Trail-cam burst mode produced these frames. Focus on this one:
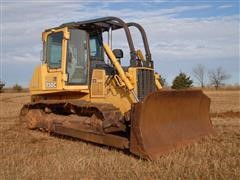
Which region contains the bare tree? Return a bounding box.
[208,66,230,90]
[0,80,5,93]
[193,64,206,88]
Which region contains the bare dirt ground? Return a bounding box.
[0,90,239,179]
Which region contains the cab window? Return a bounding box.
[46,32,63,68]
[90,35,104,61]
[67,29,88,84]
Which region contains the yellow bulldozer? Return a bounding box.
[20,17,214,160]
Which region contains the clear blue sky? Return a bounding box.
[1,0,239,87]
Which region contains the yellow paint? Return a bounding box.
[30,28,158,115]
[127,67,137,93]
[30,65,42,91]
[91,69,106,98]
[154,73,162,90]
[31,27,89,94]
[136,49,145,61]
[91,75,135,113]
[103,44,134,91]
[113,75,125,87]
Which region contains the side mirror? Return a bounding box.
[113,49,123,59]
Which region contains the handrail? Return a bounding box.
[127,22,151,61]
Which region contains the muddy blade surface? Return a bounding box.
[130,90,215,160]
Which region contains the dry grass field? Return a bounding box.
[0,90,239,179]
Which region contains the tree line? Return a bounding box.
[160,65,231,90]
[0,65,232,92]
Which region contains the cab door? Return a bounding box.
[42,27,69,91]
[63,29,89,91]
[42,28,89,92]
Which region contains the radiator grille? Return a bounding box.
[137,69,155,101]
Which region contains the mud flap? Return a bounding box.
[130,90,215,160]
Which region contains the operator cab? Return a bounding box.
[44,28,107,86]
[42,17,153,91]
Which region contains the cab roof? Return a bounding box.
[45,16,125,32]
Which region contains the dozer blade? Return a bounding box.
[130,90,215,160]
